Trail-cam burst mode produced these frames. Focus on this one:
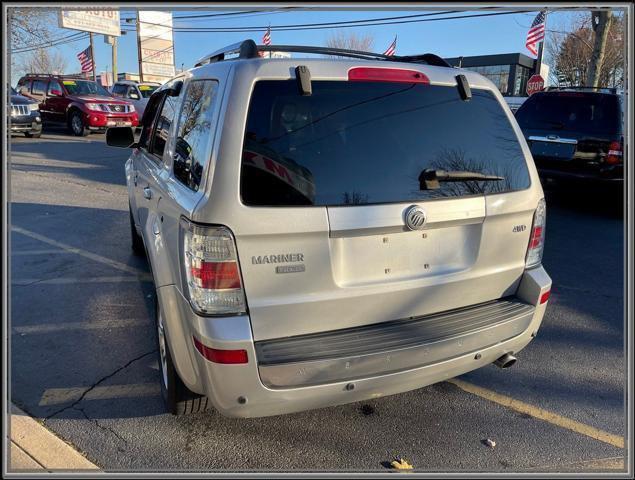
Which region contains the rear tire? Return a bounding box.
[155,296,209,415]
[129,205,145,256]
[68,110,89,136]
[25,131,41,138]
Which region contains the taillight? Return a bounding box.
[539,290,551,304]
[181,219,246,315]
[606,140,623,165]
[348,67,430,84]
[526,198,546,268]
[192,336,248,364]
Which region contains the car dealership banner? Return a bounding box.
[138,11,176,84]
[59,9,121,36]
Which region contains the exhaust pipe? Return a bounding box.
[493,353,517,369]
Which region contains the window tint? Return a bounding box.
[111,84,127,96]
[18,79,31,95]
[515,92,621,135]
[31,80,47,95]
[241,81,530,207]
[62,80,110,96]
[139,84,159,98]
[150,95,179,159]
[48,80,62,95]
[137,93,164,150]
[173,80,219,191]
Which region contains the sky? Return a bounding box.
[11,7,590,84]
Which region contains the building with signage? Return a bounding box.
[444,53,549,97]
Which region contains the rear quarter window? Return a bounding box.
[515,92,621,135]
[241,80,531,206]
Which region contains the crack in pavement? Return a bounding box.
[74,406,129,445]
[43,349,157,421]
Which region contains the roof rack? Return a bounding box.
[24,73,90,79]
[545,86,617,94]
[194,39,451,68]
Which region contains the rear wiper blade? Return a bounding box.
[418,169,504,190]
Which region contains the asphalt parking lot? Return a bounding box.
[9,128,627,472]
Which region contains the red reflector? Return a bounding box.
[528,226,543,249]
[190,261,241,289]
[539,290,551,304]
[348,67,430,84]
[192,336,248,364]
[606,141,623,165]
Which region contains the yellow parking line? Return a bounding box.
[448,378,624,449]
[11,226,144,275]
[39,383,161,406]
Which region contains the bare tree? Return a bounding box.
[545,12,623,88]
[8,7,57,50]
[14,48,68,77]
[326,32,374,53]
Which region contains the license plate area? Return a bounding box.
[530,141,576,160]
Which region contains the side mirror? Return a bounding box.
[50,89,63,97]
[129,92,140,100]
[106,127,136,148]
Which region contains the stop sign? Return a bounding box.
[526,74,545,96]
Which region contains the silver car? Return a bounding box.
[111,80,161,118]
[106,40,551,418]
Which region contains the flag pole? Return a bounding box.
[89,32,96,81]
[535,10,547,75]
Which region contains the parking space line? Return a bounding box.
[11,226,145,275]
[14,318,152,334]
[448,379,624,449]
[12,275,153,286]
[39,383,161,406]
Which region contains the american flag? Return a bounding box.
[76,45,94,73]
[383,36,397,56]
[262,26,271,46]
[525,11,546,56]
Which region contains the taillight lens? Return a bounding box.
[348,67,430,84]
[606,140,623,165]
[181,219,246,315]
[192,336,248,364]
[526,198,546,268]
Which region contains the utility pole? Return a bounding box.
[587,10,612,88]
[535,10,548,76]
[112,36,118,83]
[89,32,96,81]
[136,13,143,82]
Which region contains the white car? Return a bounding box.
[111,80,160,118]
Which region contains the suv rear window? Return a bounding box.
[515,92,621,135]
[241,80,530,207]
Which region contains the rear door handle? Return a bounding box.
[143,187,152,200]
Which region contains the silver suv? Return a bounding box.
[111,80,161,118]
[106,40,552,418]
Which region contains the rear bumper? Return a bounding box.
[537,167,623,184]
[157,266,551,418]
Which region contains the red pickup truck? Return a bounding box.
[17,74,139,136]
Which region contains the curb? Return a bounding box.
[9,404,100,471]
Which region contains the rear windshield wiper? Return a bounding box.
[419,169,504,190]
